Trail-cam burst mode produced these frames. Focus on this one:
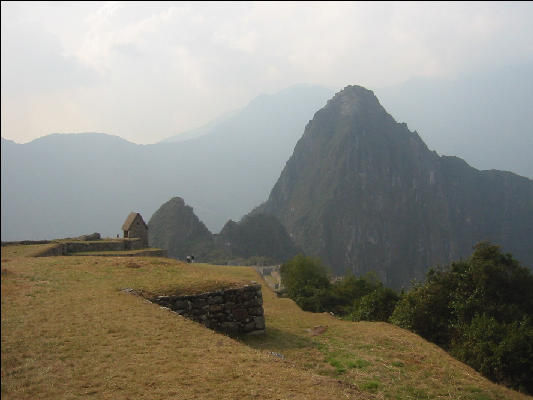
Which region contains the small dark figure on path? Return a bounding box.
[186,256,191,263]
[191,255,195,263]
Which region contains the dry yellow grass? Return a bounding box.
[1,244,530,399]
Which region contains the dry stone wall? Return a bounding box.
[34,238,143,256]
[150,284,265,335]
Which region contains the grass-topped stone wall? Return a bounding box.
[146,284,265,335]
[33,238,145,256]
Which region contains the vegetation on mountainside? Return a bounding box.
[391,242,533,394]
[280,243,533,394]
[280,254,399,321]
[2,243,529,399]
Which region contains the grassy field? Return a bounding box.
[1,244,530,400]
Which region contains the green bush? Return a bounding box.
[329,273,382,314]
[280,255,331,312]
[452,315,533,393]
[280,255,399,317]
[390,242,533,393]
[389,277,454,346]
[350,286,399,322]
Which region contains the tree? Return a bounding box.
[280,255,331,312]
[329,272,382,315]
[390,242,533,393]
[350,286,399,322]
[389,277,453,346]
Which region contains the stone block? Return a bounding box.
[248,307,264,316]
[192,298,207,308]
[209,304,223,312]
[233,308,248,322]
[208,295,223,305]
[254,316,265,330]
[221,322,239,334]
[244,321,256,332]
[175,300,187,309]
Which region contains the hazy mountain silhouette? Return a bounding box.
[147,196,299,264]
[1,85,334,240]
[376,62,533,179]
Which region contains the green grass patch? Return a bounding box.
[361,379,381,392]
[391,360,404,367]
[325,352,371,375]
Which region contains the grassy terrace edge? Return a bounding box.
[1,243,531,400]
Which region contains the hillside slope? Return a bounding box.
[257,85,533,288]
[1,244,530,399]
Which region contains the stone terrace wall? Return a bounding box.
[83,249,168,257]
[150,284,265,335]
[64,239,143,253]
[34,239,143,257]
[1,240,52,246]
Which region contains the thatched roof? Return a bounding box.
[122,212,147,231]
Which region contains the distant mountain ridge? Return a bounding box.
[3,71,532,250]
[375,62,533,179]
[256,85,533,289]
[1,85,335,241]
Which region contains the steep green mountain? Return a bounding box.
[148,197,299,264]
[257,85,533,289]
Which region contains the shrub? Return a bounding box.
[390,242,533,393]
[329,272,382,314]
[389,277,454,347]
[280,255,331,311]
[350,286,399,322]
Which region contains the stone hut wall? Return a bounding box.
[150,284,265,335]
[125,215,148,248]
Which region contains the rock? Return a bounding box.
[307,325,328,336]
[232,308,249,322]
[208,295,223,305]
[78,232,101,241]
[254,316,266,330]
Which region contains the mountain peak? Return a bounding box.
[325,85,381,115]
[260,85,533,289]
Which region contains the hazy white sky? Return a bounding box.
[2,1,533,144]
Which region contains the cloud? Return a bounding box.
[1,2,533,144]
[1,22,100,95]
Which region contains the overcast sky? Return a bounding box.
[2,1,533,144]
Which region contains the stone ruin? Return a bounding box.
[147,284,265,335]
